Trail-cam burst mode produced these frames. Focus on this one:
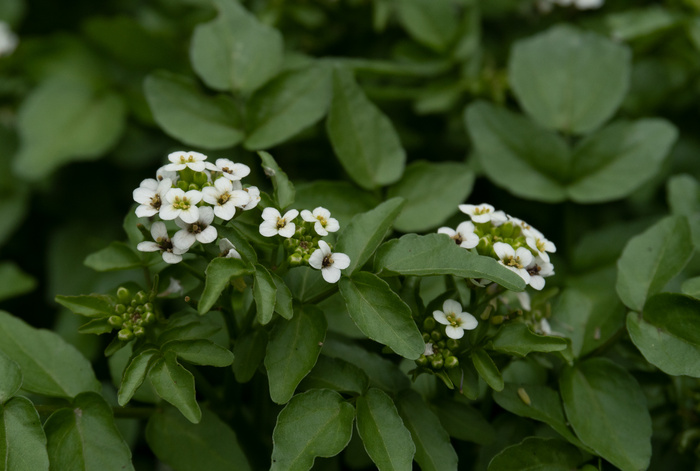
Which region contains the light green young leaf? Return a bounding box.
[198,257,255,314]
[508,25,630,134]
[0,262,36,302]
[84,241,142,272]
[244,64,332,150]
[271,389,355,471]
[118,349,159,406]
[44,392,134,471]
[254,264,277,325]
[396,390,457,471]
[190,0,283,94]
[258,151,295,209]
[0,396,49,471]
[55,294,114,318]
[472,349,504,391]
[0,310,100,398]
[326,67,405,190]
[149,351,201,424]
[356,388,415,471]
[488,437,587,471]
[298,355,369,395]
[616,215,693,311]
[232,328,268,383]
[146,406,251,471]
[144,70,243,149]
[682,277,700,300]
[431,399,495,445]
[162,339,234,367]
[265,305,327,404]
[395,0,458,52]
[0,350,21,403]
[667,174,700,217]
[490,323,568,357]
[560,358,652,471]
[339,272,424,360]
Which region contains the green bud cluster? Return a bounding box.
[473,221,533,260]
[110,287,157,341]
[285,224,322,267]
[415,317,460,370]
[175,167,213,192]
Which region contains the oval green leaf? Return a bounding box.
[1,396,49,471]
[149,351,201,424]
[488,437,587,471]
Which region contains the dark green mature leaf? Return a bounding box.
[233,328,268,383]
[336,198,404,275]
[396,390,457,471]
[217,225,258,264]
[245,64,332,150]
[146,406,251,471]
[387,161,475,232]
[606,6,679,41]
[13,78,125,180]
[356,388,415,470]
[667,174,700,217]
[162,339,234,367]
[682,277,700,300]
[465,101,569,203]
[271,271,294,320]
[431,399,495,445]
[253,264,277,325]
[374,233,525,291]
[560,358,652,471]
[491,323,567,357]
[0,262,36,302]
[259,151,295,209]
[508,25,630,134]
[0,350,21,403]
[339,272,424,359]
[118,349,159,406]
[144,71,243,149]
[488,437,587,471]
[198,257,255,314]
[642,293,700,347]
[293,181,380,227]
[472,349,504,391]
[84,241,142,272]
[326,67,405,190]
[0,186,29,248]
[54,294,113,318]
[616,215,693,311]
[568,119,678,202]
[265,306,327,404]
[271,390,354,471]
[44,393,134,471]
[284,266,334,303]
[0,310,100,398]
[298,355,368,395]
[190,0,283,94]
[149,351,201,423]
[396,0,458,52]
[0,396,49,470]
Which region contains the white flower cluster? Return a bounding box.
[134,151,260,264]
[433,299,478,340]
[537,0,603,11]
[438,203,555,290]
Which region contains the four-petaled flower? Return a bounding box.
[242,186,261,210]
[459,203,507,225]
[438,221,479,249]
[308,240,350,283]
[133,178,172,218]
[433,299,478,339]
[160,188,202,224]
[219,238,241,259]
[526,256,554,290]
[301,207,339,236]
[524,227,556,263]
[137,222,187,264]
[493,242,533,283]
[259,208,299,238]
[214,158,251,181]
[202,177,250,220]
[162,151,209,172]
[172,206,218,250]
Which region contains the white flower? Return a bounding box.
[219,238,241,259]
[424,342,434,356]
[432,299,478,339]
[137,222,187,264]
[308,240,351,283]
[301,207,340,236]
[172,206,217,250]
[493,242,533,284]
[156,166,179,182]
[0,22,18,57]
[438,221,479,249]
[213,158,251,181]
[259,208,299,238]
[202,178,250,220]
[160,188,202,224]
[242,186,261,210]
[459,203,507,225]
[525,228,556,263]
[537,318,552,335]
[526,257,555,291]
[157,277,184,297]
[133,178,172,218]
[162,151,209,172]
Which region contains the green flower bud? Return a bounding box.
[135,291,148,304]
[437,340,446,349]
[188,183,199,191]
[177,180,189,191]
[302,253,310,263]
[283,238,296,250]
[441,349,451,359]
[108,316,123,328]
[446,339,459,350]
[193,171,208,186]
[127,306,135,314]
[122,320,134,330]
[143,303,153,312]
[416,355,428,366]
[133,325,146,337]
[491,315,505,325]
[431,357,444,369]
[143,312,155,325]
[423,317,436,331]
[117,287,131,302]
[289,253,303,266]
[118,329,134,341]
[445,356,459,369]
[114,304,126,315]
[499,222,516,238]
[422,332,431,343]
[430,330,443,342]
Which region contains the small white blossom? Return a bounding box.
[459,203,507,224]
[424,342,434,356]
[493,242,533,284]
[137,222,186,264]
[213,158,251,181]
[162,151,208,172]
[0,22,18,57]
[160,188,202,224]
[259,208,299,238]
[202,177,250,220]
[433,299,478,339]
[301,207,340,236]
[526,257,555,291]
[242,186,261,210]
[156,166,179,182]
[172,206,217,250]
[525,228,556,263]
[308,240,350,283]
[157,277,184,297]
[219,238,241,259]
[133,178,172,218]
[438,221,479,249]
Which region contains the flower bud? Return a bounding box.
[289,253,303,266]
[423,317,436,331]
[422,332,431,343]
[143,303,153,312]
[192,171,208,186]
[118,329,134,341]
[446,339,459,350]
[499,222,516,238]
[133,325,146,337]
[444,356,459,369]
[177,180,189,191]
[416,355,428,366]
[135,291,148,304]
[114,304,126,315]
[117,287,131,302]
[431,357,444,369]
[437,340,446,349]
[143,312,155,325]
[430,330,443,342]
[108,316,123,328]
[490,315,505,325]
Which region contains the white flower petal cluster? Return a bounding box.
[438,221,479,249]
[308,241,350,283]
[459,203,507,225]
[137,222,187,264]
[433,299,478,339]
[301,207,339,236]
[259,208,299,238]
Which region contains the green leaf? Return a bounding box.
[265,306,327,404]
[253,264,277,325]
[606,6,679,41]
[374,233,526,291]
[217,225,258,264]
[326,67,405,190]
[508,25,630,134]
[339,272,424,359]
[396,0,458,52]
[616,215,693,311]
[560,358,652,471]
[298,355,369,395]
[284,266,334,303]
[144,70,243,150]
[0,186,29,248]
[490,323,568,357]
[232,328,268,383]
[682,276,700,300]
[162,339,234,367]
[293,181,380,227]
[0,396,49,471]
[488,437,587,471]
[387,161,475,232]
[431,399,495,445]
[258,151,295,209]
[146,405,251,471]
[0,310,100,398]
[472,349,504,391]
[84,241,142,272]
[335,198,404,275]
[118,349,159,406]
[642,293,700,347]
[13,78,125,180]
[271,271,294,320]
[667,174,700,217]
[0,350,21,403]
[44,392,134,471]
[568,119,678,203]
[395,390,457,471]
[0,262,36,302]
[190,0,283,94]
[244,64,332,150]
[356,388,415,471]
[55,294,114,318]
[149,351,201,423]
[465,101,569,202]
[198,257,255,314]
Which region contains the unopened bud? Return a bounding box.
[431,330,443,342]
[108,316,123,328]
[445,356,459,369]
[446,339,459,350]
[118,329,134,341]
[133,325,146,337]
[143,312,155,325]
[490,315,505,325]
[114,304,126,315]
[431,357,444,369]
[117,287,130,302]
[289,253,303,266]
[423,317,436,331]
[416,355,428,366]
[422,332,431,342]
[135,291,148,304]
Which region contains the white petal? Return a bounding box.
[225,248,241,259]
[259,220,279,237]
[459,233,479,249]
[331,252,351,270]
[493,242,514,260]
[317,240,332,256]
[458,204,476,215]
[313,207,331,218]
[445,326,465,339]
[219,238,235,252]
[159,205,179,220]
[162,251,183,264]
[165,188,185,203]
[184,190,202,205]
[135,205,158,218]
[137,241,161,252]
[175,218,189,230]
[442,299,462,316]
[229,190,250,207]
[198,206,215,224]
[437,227,456,237]
[321,266,342,283]
[433,310,449,325]
[301,209,315,222]
[283,209,299,221]
[186,161,206,172]
[324,218,340,233]
[173,230,196,250]
[196,226,218,244]
[201,187,219,205]
[168,151,187,164]
[151,222,168,240]
[471,213,491,224]
[457,312,478,330]
[133,187,155,205]
[214,177,232,193]
[215,203,236,221]
[308,248,324,269]
[455,221,476,234]
[179,206,200,224]
[262,207,281,222]
[313,222,328,236]
[529,275,545,291]
[515,247,533,267]
[278,223,296,238]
